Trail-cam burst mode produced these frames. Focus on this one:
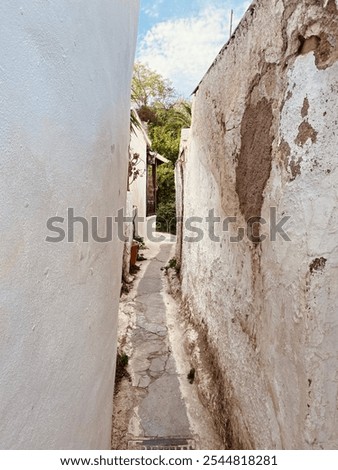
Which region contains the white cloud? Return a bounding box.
[137,3,250,97]
[142,0,164,19]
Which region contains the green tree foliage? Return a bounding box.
[156,200,177,234]
[157,163,176,202]
[149,102,191,163]
[132,62,175,109]
[156,163,176,234]
[131,63,192,233]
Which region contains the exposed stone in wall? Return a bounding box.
[295,121,318,147]
[301,97,310,118]
[178,0,338,449]
[236,97,274,222]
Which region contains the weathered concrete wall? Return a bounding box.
[0,0,139,449]
[180,0,338,449]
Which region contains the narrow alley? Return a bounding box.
[112,236,222,450]
[1,0,338,459]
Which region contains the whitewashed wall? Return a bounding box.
[175,129,189,267]
[180,0,338,449]
[129,125,149,239]
[0,0,139,449]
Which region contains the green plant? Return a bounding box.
[156,201,176,234]
[155,163,176,234]
[114,352,130,393]
[148,102,192,164]
[133,235,146,250]
[168,258,177,269]
[164,257,180,275]
[118,353,129,368]
[157,163,175,200]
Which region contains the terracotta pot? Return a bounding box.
[130,242,139,267]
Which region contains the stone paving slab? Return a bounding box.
[113,236,223,450]
[128,243,192,441]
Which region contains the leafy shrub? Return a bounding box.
[156,201,176,234]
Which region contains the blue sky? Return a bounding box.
[136,0,251,97]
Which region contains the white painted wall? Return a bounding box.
[0,0,139,449]
[179,0,338,449]
[129,124,149,239]
[175,129,189,266]
[122,192,135,284]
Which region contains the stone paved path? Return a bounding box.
[112,237,222,450]
[129,243,191,443]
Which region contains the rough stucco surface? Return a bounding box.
[179,0,338,449]
[0,0,139,449]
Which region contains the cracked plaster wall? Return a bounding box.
[180,0,338,449]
